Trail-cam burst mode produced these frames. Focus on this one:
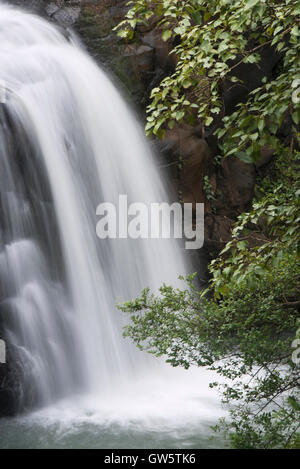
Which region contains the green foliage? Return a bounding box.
[116,0,300,162]
[208,147,300,298]
[203,175,216,201]
[119,149,300,448]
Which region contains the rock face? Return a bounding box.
[0,342,31,416]
[9,0,47,12]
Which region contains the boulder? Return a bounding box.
[164,124,210,205]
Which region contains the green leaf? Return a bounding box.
[205,116,214,126]
[244,0,260,10]
[292,110,300,125]
[162,30,172,42]
[235,152,254,163]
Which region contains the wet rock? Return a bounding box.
[164,124,210,205]
[223,46,281,114]
[45,2,60,17]
[213,157,256,219]
[204,213,234,255]
[122,44,154,74]
[0,336,21,417]
[8,0,47,13]
[142,28,175,71]
[53,7,81,26]
[256,145,275,169]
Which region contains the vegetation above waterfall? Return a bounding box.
[117,0,300,448]
[116,0,300,163]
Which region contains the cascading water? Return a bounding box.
[0,2,224,448]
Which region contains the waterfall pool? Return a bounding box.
[0,366,226,449]
[0,415,225,449]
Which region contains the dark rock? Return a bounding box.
[164,124,210,205]
[223,46,281,115]
[45,2,60,16]
[122,44,154,74]
[0,341,21,417]
[141,28,175,71]
[256,145,275,169]
[53,6,81,26]
[213,157,256,219]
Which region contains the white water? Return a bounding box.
[0,2,224,447]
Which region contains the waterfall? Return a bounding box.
[0,2,189,411]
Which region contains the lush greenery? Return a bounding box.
[120,150,300,448]
[116,0,300,162]
[117,0,300,448]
